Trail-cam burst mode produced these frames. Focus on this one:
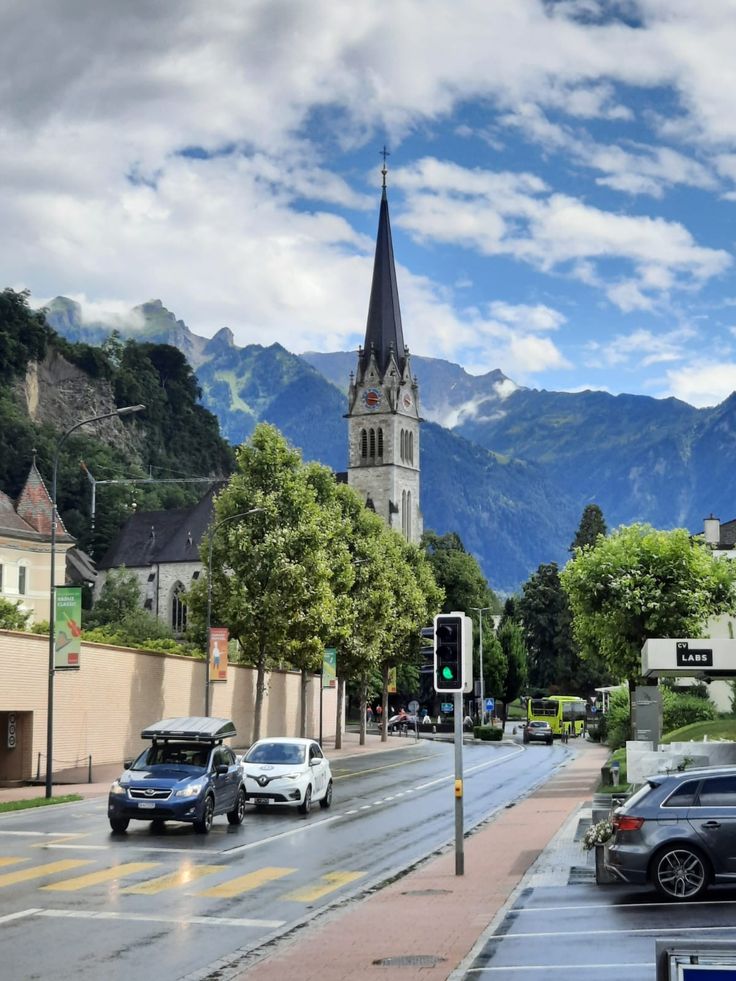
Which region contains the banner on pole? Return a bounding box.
[322,648,337,688]
[387,667,397,693]
[209,627,229,682]
[55,587,82,669]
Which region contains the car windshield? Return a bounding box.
[131,742,210,771]
[245,742,306,765]
[529,722,548,729]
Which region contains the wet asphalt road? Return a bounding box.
[458,872,736,978]
[0,738,570,981]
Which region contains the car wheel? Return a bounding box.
[298,785,312,815]
[227,787,246,825]
[319,780,333,810]
[109,818,129,833]
[653,845,710,901]
[193,795,215,834]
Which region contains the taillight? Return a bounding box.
[614,814,644,832]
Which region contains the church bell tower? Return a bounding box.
[347,159,422,544]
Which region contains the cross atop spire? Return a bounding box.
[380,145,390,189]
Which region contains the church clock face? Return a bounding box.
[362,388,382,410]
[402,392,413,410]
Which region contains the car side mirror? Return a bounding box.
[215,764,229,775]
[123,759,133,770]
[310,759,320,767]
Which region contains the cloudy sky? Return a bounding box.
[6,1,736,406]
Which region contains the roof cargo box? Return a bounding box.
[140,717,236,743]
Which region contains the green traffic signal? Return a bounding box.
[442,665,455,680]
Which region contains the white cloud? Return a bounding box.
[586,325,696,369]
[665,363,736,407]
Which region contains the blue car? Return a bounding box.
[107,717,246,834]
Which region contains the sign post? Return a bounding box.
[320,648,337,746]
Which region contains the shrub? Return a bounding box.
[662,687,716,732]
[0,597,31,631]
[474,725,502,741]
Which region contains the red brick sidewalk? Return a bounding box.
[231,742,608,981]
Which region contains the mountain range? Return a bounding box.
[43,296,736,594]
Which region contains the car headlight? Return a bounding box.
[174,781,206,798]
[109,780,127,796]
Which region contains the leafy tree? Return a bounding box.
[0,597,31,631]
[517,563,578,692]
[570,504,607,552]
[86,569,141,627]
[561,524,736,691]
[0,288,49,382]
[422,531,500,615]
[189,424,339,742]
[497,619,528,721]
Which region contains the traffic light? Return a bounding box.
[434,614,464,692]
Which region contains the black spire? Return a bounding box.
[361,161,406,378]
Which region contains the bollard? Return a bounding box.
[88,755,92,783]
[611,760,621,786]
[36,753,41,781]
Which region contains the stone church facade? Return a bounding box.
[346,168,423,544]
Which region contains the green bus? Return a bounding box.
[527,695,586,737]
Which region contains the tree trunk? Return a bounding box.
[253,655,267,743]
[359,678,367,746]
[299,669,309,738]
[334,675,344,750]
[381,664,389,743]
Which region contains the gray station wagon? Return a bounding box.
[606,765,736,900]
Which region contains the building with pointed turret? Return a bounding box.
[346,164,423,544]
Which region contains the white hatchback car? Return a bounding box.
[240,737,333,815]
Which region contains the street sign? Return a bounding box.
[441,702,454,713]
[408,700,419,713]
[485,697,495,712]
[590,705,597,714]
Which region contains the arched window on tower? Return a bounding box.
[400,430,404,462]
[409,431,414,465]
[401,489,406,536]
[407,490,412,540]
[369,428,376,458]
[171,582,187,634]
[361,429,368,459]
[377,428,383,457]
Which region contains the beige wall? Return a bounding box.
[0,630,339,786]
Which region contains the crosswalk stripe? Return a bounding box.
[41,862,159,892]
[122,865,226,895]
[0,860,92,888]
[197,866,296,898]
[0,857,25,869]
[281,870,365,902]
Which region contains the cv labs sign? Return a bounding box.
[641,638,736,678]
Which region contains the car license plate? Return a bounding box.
[253,797,271,805]
[137,801,156,809]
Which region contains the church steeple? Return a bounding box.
[360,160,406,379]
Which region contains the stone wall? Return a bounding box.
[0,630,339,785]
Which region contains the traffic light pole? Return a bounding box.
[454,690,464,876]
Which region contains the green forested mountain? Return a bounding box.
[0,290,234,559]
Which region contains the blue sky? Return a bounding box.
[5,1,736,406]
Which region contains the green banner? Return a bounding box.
[322,647,337,688]
[55,587,82,669]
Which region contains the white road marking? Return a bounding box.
[481,924,736,941]
[513,898,736,914]
[0,908,42,925]
[415,747,525,792]
[42,844,218,855]
[36,909,284,928]
[224,815,342,855]
[466,963,654,974]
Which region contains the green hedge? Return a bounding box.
[474,726,503,741]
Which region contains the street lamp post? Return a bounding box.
[46,404,145,799]
[470,606,493,724]
[204,508,263,717]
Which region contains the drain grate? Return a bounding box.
[400,888,452,896]
[373,955,447,968]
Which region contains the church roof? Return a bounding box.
[361,182,406,378]
[15,461,71,539]
[97,486,218,569]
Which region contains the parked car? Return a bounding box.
[240,737,332,815]
[387,713,418,733]
[107,717,246,834]
[523,721,553,745]
[606,765,736,900]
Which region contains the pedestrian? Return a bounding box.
[376,703,383,724]
[366,704,373,726]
